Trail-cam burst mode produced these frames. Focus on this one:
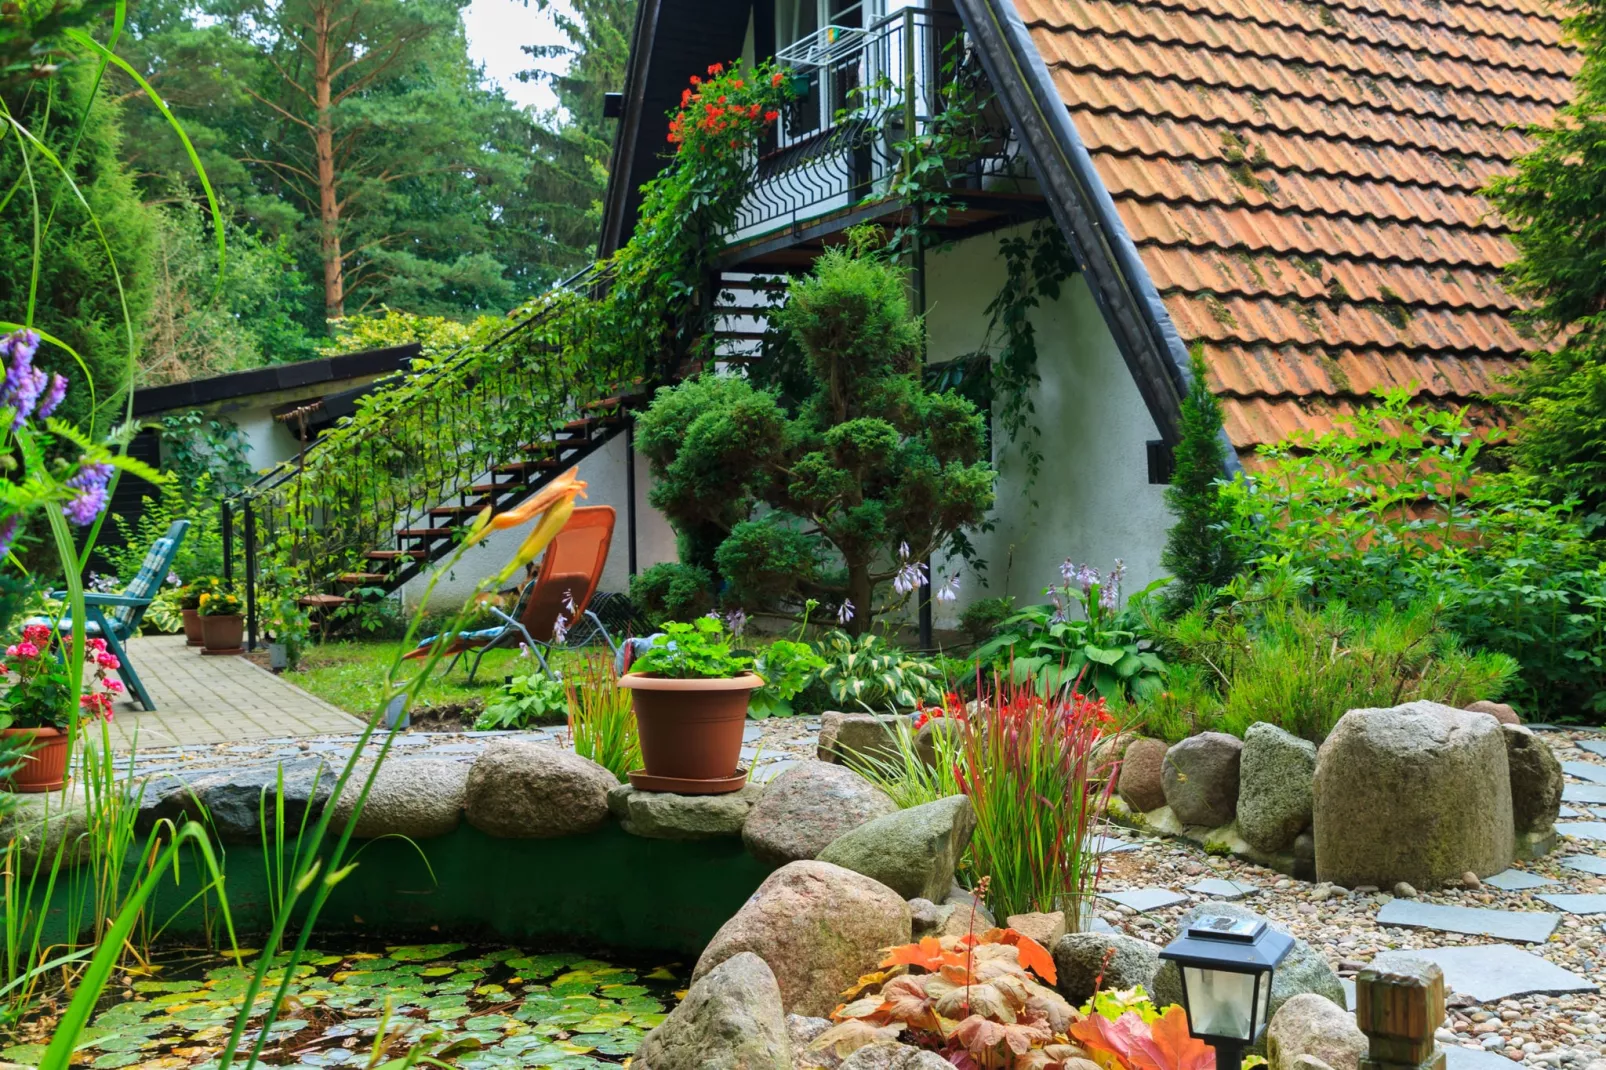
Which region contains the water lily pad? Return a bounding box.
[388,943,467,962]
[504,954,572,978]
[420,966,456,977]
[91,1054,144,1068]
[1,1044,47,1064]
[134,979,206,993]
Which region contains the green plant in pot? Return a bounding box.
[619,616,762,793]
[263,594,311,671]
[178,576,220,646]
[197,587,245,654]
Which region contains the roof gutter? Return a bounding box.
[953,0,1219,458]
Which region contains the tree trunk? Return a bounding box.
[845,560,873,636]
[312,0,344,323]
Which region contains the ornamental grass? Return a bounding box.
[566,652,641,782]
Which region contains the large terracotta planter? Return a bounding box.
[619,672,763,793]
[200,613,245,654]
[1,726,69,792]
[181,608,205,646]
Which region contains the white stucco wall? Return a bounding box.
[925,224,1173,627]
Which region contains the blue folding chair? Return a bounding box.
[28,519,189,711]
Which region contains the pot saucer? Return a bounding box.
[628,767,749,795]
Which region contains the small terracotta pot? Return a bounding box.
[619,671,763,789]
[1,726,69,792]
[181,608,205,646]
[200,613,245,653]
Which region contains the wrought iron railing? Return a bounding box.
[223,264,638,644]
[729,7,1027,243]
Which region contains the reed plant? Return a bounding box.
[955,672,1118,924]
[567,652,641,781]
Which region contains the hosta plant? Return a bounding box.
[814,629,945,711]
[815,927,1081,1070]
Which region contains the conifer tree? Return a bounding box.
[1160,346,1241,612]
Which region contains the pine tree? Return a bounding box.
[1160,346,1241,612]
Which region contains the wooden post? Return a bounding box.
[1355,959,1447,1070]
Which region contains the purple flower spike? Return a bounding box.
[36,373,66,419]
[63,461,114,526]
[0,516,20,559]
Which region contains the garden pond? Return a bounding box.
[5,943,681,1069]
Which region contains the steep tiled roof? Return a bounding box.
[1014,0,1575,453]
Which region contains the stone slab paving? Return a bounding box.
[1535,894,1606,915]
[106,634,363,750]
[1376,900,1561,944]
[1485,870,1560,892]
[1099,887,1190,912]
[1562,762,1606,785]
[1446,1050,1524,1070]
[1557,822,1606,843]
[1088,834,1141,855]
[1560,855,1606,876]
[1559,807,1583,819]
[1575,740,1606,758]
[1562,784,1606,805]
[1185,878,1260,900]
[1372,946,1597,1001]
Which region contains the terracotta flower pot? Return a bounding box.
[200,613,245,654]
[1,726,69,792]
[619,671,763,792]
[181,608,205,646]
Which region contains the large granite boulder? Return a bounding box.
[742,762,897,865]
[463,741,614,838]
[153,759,332,843]
[1237,723,1318,853]
[636,952,789,1070]
[1313,702,1514,887]
[1118,737,1168,813]
[818,712,902,768]
[1503,725,1562,839]
[817,794,974,901]
[607,781,765,840]
[1053,932,1162,1005]
[328,758,468,839]
[1267,994,1367,1070]
[839,1044,954,1070]
[1466,700,1520,726]
[1152,903,1344,1054]
[693,860,911,1017]
[1163,733,1243,827]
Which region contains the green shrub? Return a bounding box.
[1143,575,1519,742]
[1226,390,1606,720]
[628,562,714,626]
[476,672,570,730]
[958,595,1014,644]
[812,630,945,712]
[1160,345,1242,613]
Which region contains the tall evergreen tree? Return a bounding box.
[1486,0,1606,527]
[1160,346,1240,612]
[0,56,155,430]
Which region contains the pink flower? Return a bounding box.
[104,678,123,693]
[8,641,39,659]
[97,653,120,670]
[22,624,50,644]
[86,637,107,653]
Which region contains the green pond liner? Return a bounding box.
[36,824,772,956]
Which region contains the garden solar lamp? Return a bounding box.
[1158,914,1294,1070]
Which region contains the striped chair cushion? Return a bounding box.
[116,536,174,627]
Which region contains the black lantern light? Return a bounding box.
[1158,914,1294,1070]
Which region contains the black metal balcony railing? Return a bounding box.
[730,7,1028,243]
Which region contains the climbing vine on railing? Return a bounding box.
[242,61,794,592]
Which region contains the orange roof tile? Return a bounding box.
[1017,0,1568,450]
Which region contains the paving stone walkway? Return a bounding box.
[105,634,363,750]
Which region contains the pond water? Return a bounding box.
[17,943,682,1070]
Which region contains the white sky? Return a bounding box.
[462,0,576,114]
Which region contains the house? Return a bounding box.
[596,0,1567,622]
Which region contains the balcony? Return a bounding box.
[721,6,1041,270]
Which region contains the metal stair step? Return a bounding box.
[395,528,458,540]
[337,572,389,584]
[468,482,527,495]
[363,549,428,562]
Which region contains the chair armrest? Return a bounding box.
[80,592,151,608]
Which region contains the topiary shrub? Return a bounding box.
[628,562,714,626]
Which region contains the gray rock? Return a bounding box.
[939,886,996,937]
[1267,994,1367,1070]
[913,716,964,770]
[694,860,911,1017]
[636,951,790,1070]
[1119,737,1169,813]
[1467,700,1521,725]
[1237,723,1318,853]
[1152,903,1344,1053]
[159,759,333,844]
[1,787,90,866]
[1053,931,1162,1005]
[1004,911,1067,949]
[1163,732,1243,827]
[328,758,468,839]
[463,741,615,838]
[908,898,944,939]
[607,781,766,840]
[1314,702,1514,888]
[1503,725,1563,837]
[742,762,898,866]
[787,1014,835,1070]
[839,1044,953,1070]
[818,712,902,768]
[816,795,974,901]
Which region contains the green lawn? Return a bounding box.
[284,640,599,717]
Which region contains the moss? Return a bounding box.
[1203,294,1239,329]
[1375,286,1412,331]
[1325,274,1350,301]
[1234,251,1268,287]
[1204,840,1234,857]
[1318,352,1353,394]
[1293,257,1324,278]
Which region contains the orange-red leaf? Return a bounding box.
[1010,933,1057,986]
[1148,1005,1216,1070]
[882,937,946,972]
